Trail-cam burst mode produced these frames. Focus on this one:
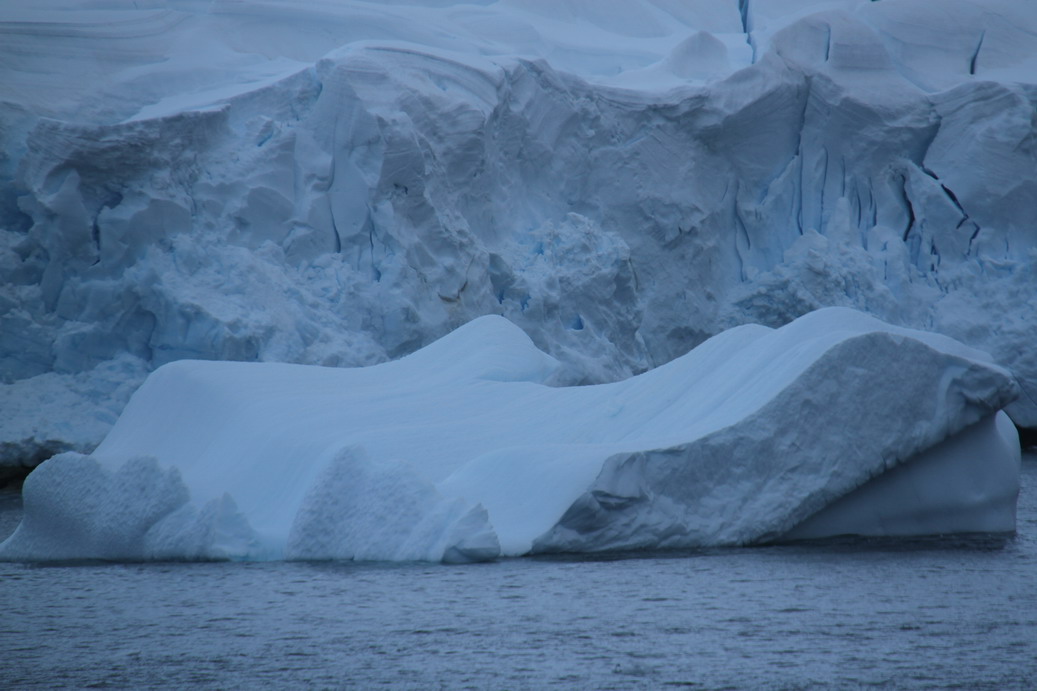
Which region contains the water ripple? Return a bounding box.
[0,461,1035,689]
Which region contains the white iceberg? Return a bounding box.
[0,308,1020,563]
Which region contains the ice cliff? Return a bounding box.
[1,0,1036,473]
[0,308,1021,562]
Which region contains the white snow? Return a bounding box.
[1,0,1036,472]
[0,308,1019,562]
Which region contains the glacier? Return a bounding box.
[0,308,1021,562]
[1,0,1036,477]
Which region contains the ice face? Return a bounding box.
[0,308,1019,563]
[783,413,1021,540]
[1,0,1036,469]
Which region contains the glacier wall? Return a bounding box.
[2,0,1036,470]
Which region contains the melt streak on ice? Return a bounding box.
[0,308,1021,563]
[1,0,1037,472]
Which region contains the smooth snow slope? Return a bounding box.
[2,0,1036,472]
[0,308,1019,563]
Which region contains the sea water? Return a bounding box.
[2,459,1036,690]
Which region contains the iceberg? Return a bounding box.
[0,308,1020,563]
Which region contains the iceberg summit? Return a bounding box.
[0,308,1021,563]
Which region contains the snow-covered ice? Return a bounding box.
[0,308,1019,562]
[1,0,1036,473]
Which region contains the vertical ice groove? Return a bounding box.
[737,0,757,63]
[898,173,916,243]
[819,145,829,232]
[966,223,981,256]
[795,151,804,235]
[90,215,101,263]
[364,210,377,279]
[939,183,971,230]
[732,180,751,283]
[853,186,863,228]
[969,30,985,76]
[791,78,811,236]
[331,217,342,253]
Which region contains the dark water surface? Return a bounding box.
[2,460,1036,690]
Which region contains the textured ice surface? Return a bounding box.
[0,308,1020,562]
[784,413,1021,540]
[2,0,1036,470]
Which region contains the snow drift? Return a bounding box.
[0,308,1020,563]
[1,0,1036,475]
